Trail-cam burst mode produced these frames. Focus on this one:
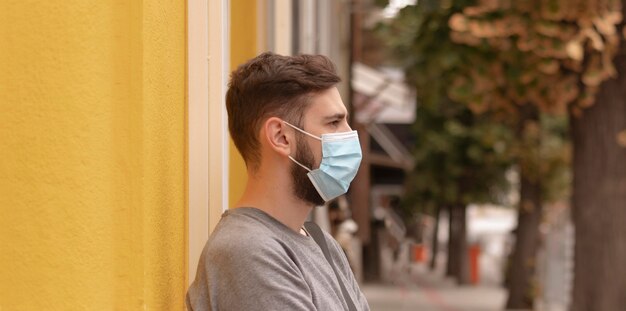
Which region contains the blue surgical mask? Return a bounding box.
[284,121,362,202]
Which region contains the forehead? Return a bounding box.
[304,87,347,120]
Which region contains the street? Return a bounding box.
[362,263,507,311]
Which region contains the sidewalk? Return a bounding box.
[362,263,506,311]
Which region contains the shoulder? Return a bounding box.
[193,213,308,296]
[205,213,286,262]
[188,212,318,311]
[200,209,313,277]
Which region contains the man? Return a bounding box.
[186,52,370,311]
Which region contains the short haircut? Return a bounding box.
[226,52,341,170]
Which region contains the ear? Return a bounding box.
[263,117,293,157]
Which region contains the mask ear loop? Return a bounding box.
[288,156,312,172]
[283,121,322,141]
[283,121,320,172]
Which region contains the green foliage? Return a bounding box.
[376,1,478,110]
[379,1,515,215]
[401,98,514,216]
[378,0,608,214]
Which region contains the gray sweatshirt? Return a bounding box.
[186,207,370,311]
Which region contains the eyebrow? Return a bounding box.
[323,113,347,121]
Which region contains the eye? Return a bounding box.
[329,120,340,127]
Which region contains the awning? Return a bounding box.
[351,62,415,124]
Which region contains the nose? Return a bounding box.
[341,120,353,132]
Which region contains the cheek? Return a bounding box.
[311,142,323,165]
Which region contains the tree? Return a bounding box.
[379,0,608,307]
[443,1,624,308]
[403,97,513,284]
[378,0,517,285]
[377,1,517,285]
[570,2,626,309]
[384,0,625,308]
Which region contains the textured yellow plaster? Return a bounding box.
[0,1,187,309]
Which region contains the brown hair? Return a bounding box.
[226,52,341,169]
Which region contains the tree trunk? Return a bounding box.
[570,17,626,309]
[505,175,543,309]
[504,101,543,309]
[446,204,457,278]
[430,205,442,270]
[363,220,382,282]
[446,203,470,284]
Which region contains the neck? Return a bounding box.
[234,169,314,233]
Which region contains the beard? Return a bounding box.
[291,136,325,206]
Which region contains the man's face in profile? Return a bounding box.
[289,87,353,206]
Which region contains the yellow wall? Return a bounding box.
[229,0,259,207]
[0,1,187,310]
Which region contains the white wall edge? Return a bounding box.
[209,0,230,231]
[222,0,231,213]
[274,0,292,55]
[188,0,210,286]
[188,0,230,286]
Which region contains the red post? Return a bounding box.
[469,244,481,284]
[413,244,427,263]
